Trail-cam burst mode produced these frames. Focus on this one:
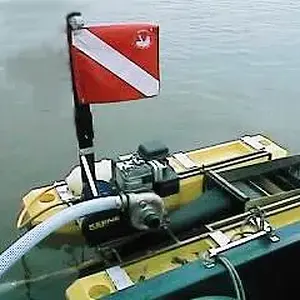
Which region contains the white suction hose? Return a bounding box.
[0,195,122,279]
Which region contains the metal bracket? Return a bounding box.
[209,230,231,247]
[55,182,75,202]
[173,152,198,169]
[68,14,85,30]
[208,230,267,258]
[248,209,280,243]
[106,266,134,291]
[205,210,279,261]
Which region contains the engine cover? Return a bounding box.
[115,142,179,197]
[115,156,153,192]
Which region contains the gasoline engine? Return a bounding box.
[81,141,179,246]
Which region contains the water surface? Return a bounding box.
[0,0,300,299]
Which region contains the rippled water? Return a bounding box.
[0,0,300,299]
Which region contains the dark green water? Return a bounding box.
[0,0,300,299]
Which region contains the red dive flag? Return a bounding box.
[69,23,160,104]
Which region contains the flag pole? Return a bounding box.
[66,12,98,198]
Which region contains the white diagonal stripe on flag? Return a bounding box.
[72,29,159,97]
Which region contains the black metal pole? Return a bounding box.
[66,12,97,198]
